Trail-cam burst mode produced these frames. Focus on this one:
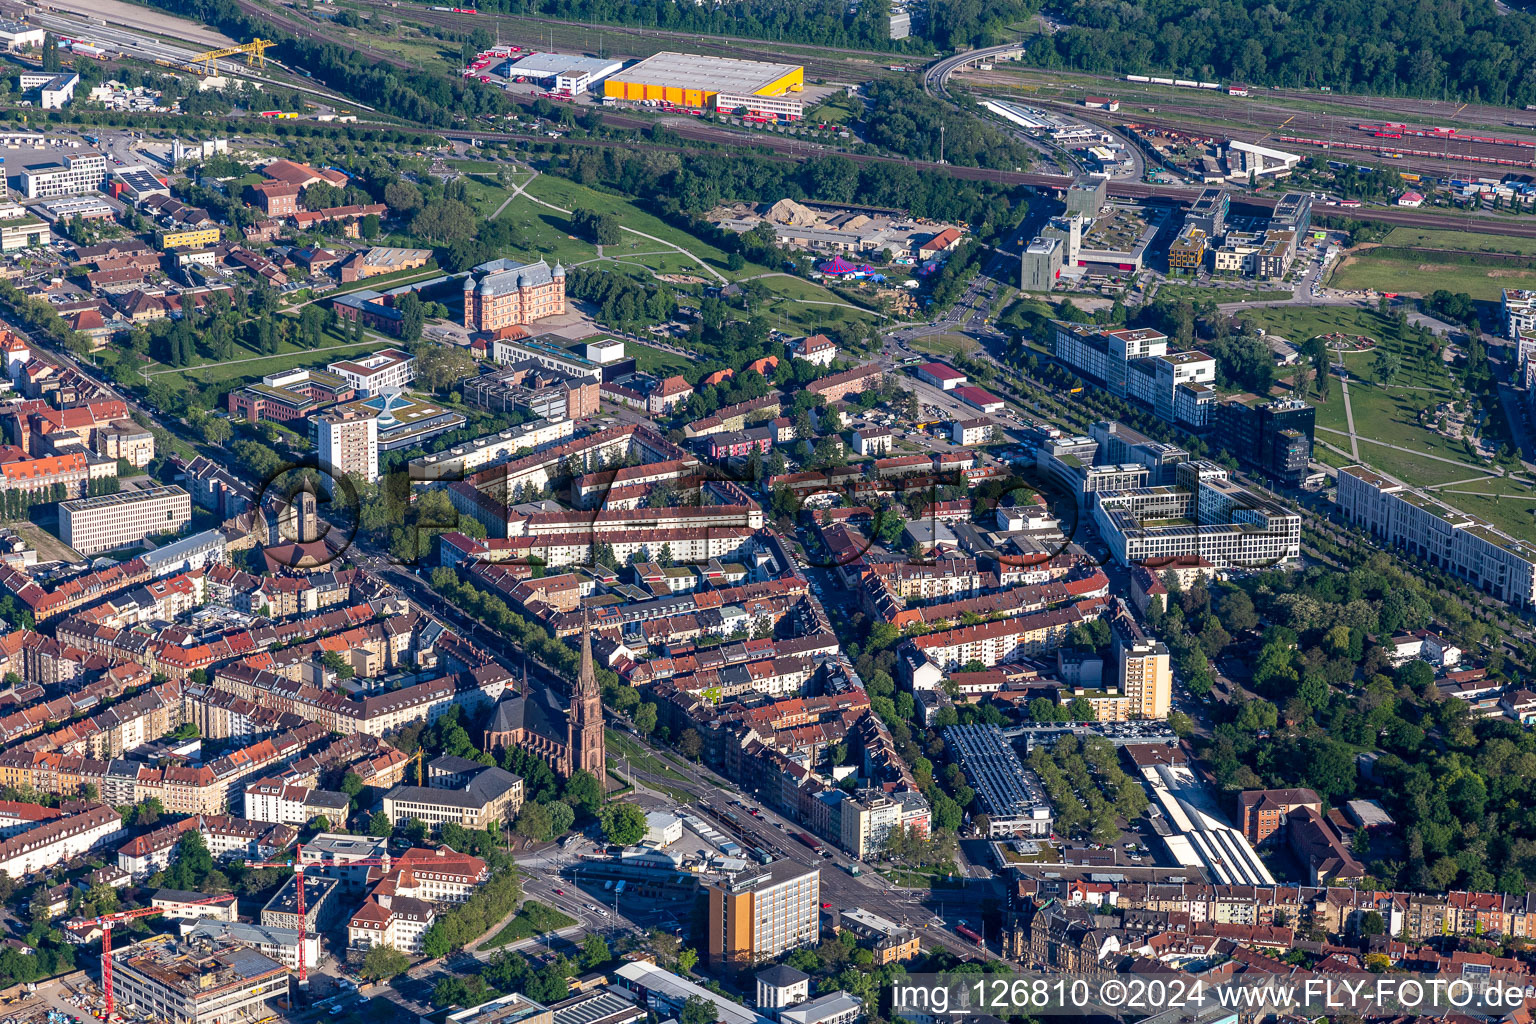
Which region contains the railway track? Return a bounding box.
[352,0,898,82]
[230,0,414,70]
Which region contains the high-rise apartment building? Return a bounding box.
[707,861,820,969]
[1118,637,1171,719]
[60,485,191,556]
[312,405,379,484]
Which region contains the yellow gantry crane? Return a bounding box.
[186,38,275,75]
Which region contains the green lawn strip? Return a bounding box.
[1154,284,1295,304]
[133,334,392,390]
[1351,437,1490,488]
[481,901,577,948]
[910,334,980,359]
[604,728,691,783]
[1346,385,1478,466]
[320,265,445,299]
[1338,349,1451,392]
[1381,226,1536,256]
[626,342,695,378]
[1328,252,1536,301]
[1308,392,1351,434]
[1230,305,1394,347]
[764,297,879,335]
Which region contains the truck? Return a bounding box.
[795,832,823,852]
[614,881,626,896]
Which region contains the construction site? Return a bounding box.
[710,197,966,263]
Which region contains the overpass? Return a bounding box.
[924,43,1028,99]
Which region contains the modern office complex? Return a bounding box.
[1503,288,1536,339]
[944,724,1053,837]
[1052,321,1216,427]
[1167,224,1207,272]
[1336,465,1536,608]
[60,485,191,555]
[1185,187,1230,237]
[1269,192,1313,237]
[1213,397,1315,487]
[1089,421,1189,484]
[707,860,821,967]
[20,150,107,198]
[1020,235,1063,292]
[327,348,415,397]
[1093,461,1301,568]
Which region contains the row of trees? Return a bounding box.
[1033,0,1536,106]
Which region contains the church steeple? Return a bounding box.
[572,607,606,780]
[578,608,597,697]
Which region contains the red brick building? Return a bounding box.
[248,182,301,217]
[1238,788,1322,846]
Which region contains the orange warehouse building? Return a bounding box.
[604,52,804,119]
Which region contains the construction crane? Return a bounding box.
[186,38,275,75]
[66,892,237,1021]
[246,846,395,989]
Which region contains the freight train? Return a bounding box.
[1281,135,1534,169]
[1356,122,1535,150]
[1125,75,1221,89]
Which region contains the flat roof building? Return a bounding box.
[327,347,414,397]
[60,485,191,556]
[501,52,623,94]
[944,724,1053,837]
[447,993,555,1024]
[604,52,804,119]
[1269,192,1312,237]
[707,860,821,968]
[1185,187,1229,238]
[260,872,339,933]
[1021,235,1063,292]
[1336,464,1536,609]
[108,934,289,1024]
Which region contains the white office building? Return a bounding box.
[1093,462,1301,568]
[19,150,106,198]
[1336,465,1536,609]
